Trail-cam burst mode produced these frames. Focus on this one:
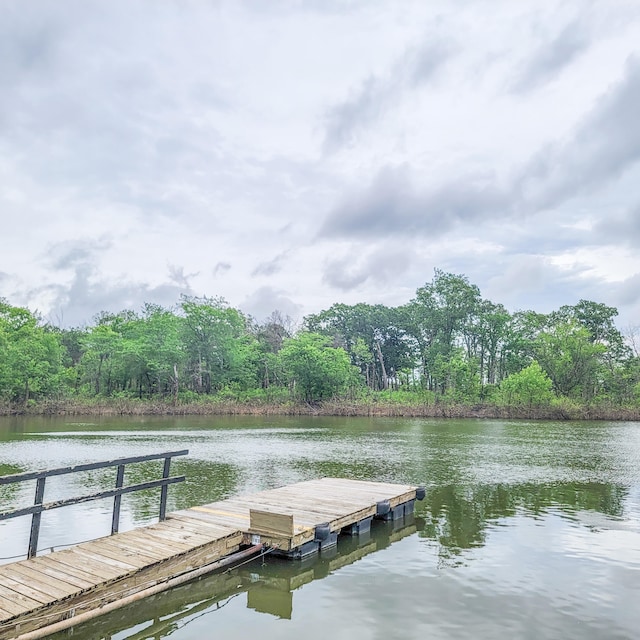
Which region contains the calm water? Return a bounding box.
[1,416,639,639]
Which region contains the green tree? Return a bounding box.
[306,303,413,391]
[402,270,481,394]
[252,311,292,389]
[278,332,360,402]
[79,315,125,395]
[499,361,553,410]
[180,296,253,393]
[0,301,65,404]
[534,322,606,400]
[125,304,184,400]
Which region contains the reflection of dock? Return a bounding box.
[247,516,419,620]
[34,515,420,640]
[0,478,423,639]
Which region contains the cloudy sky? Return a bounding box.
[2,0,640,328]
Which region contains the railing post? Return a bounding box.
[28,477,46,558]
[159,456,171,521]
[111,464,125,535]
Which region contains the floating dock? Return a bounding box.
[0,477,423,639]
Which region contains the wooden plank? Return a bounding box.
[0,607,15,623]
[0,477,419,640]
[167,513,241,536]
[0,583,43,616]
[165,515,244,549]
[79,541,161,568]
[113,529,192,556]
[131,527,212,555]
[224,497,338,521]
[88,537,172,564]
[66,546,141,573]
[0,573,52,606]
[249,509,294,537]
[19,556,96,590]
[154,517,233,543]
[190,505,250,523]
[145,520,215,542]
[174,508,248,530]
[42,550,126,582]
[0,538,240,640]
[201,496,341,528]
[0,564,80,600]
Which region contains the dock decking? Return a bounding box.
[0,477,422,639]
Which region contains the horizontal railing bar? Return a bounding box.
[0,476,185,521]
[0,450,189,485]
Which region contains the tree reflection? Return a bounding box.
[420,482,628,560]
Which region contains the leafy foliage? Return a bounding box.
[500,362,554,409]
[278,332,358,402]
[1,270,638,409]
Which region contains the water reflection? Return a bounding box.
[423,482,629,560]
[1,416,639,639]
[46,516,419,640]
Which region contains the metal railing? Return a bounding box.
[0,450,188,558]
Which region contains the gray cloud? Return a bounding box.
[510,20,589,93]
[0,1,235,227]
[407,41,452,87]
[484,256,602,314]
[593,205,640,246]
[320,166,510,239]
[323,256,368,290]
[0,4,62,93]
[1,1,639,330]
[252,252,289,277]
[240,286,302,324]
[323,76,389,152]
[322,56,640,245]
[168,264,199,288]
[322,245,413,291]
[213,263,231,277]
[323,39,453,152]
[613,272,640,306]
[519,56,640,210]
[47,238,112,271]
[38,262,194,327]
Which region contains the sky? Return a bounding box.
[2,0,640,329]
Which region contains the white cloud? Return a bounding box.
[1,0,640,327]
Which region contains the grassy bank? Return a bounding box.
[1,396,639,421]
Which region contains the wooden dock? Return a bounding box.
[0,477,423,639]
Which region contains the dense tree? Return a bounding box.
[306,303,413,391]
[534,322,606,400]
[500,361,554,410]
[278,332,359,402]
[1,270,638,410]
[402,270,481,394]
[252,311,292,389]
[0,301,65,404]
[180,296,253,393]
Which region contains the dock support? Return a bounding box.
[342,516,373,536]
[376,499,416,522]
[27,478,46,559]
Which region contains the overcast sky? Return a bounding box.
[2,0,640,328]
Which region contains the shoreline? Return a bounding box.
[1,398,639,421]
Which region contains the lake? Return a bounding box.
[1,415,639,639]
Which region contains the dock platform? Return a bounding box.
[0,477,423,639]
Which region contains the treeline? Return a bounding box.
[1,270,639,414]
